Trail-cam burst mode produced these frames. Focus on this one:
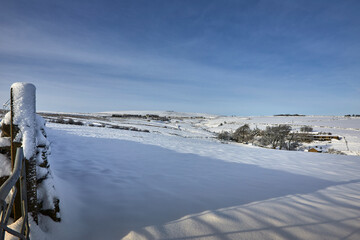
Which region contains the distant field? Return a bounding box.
[33,111,360,156]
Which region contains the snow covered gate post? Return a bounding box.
[10,83,38,223]
[0,82,60,238]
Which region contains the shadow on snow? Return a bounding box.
[49,130,339,240]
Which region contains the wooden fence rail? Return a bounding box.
[0,147,30,240]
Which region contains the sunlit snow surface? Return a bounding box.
[35,113,360,240]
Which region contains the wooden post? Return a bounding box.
[10,88,22,221]
[10,83,38,223]
[10,88,14,168]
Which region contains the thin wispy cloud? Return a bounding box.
[0,0,359,115]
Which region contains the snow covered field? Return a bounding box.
[42,112,360,156]
[1,112,360,239]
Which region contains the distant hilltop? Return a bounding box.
[274,114,306,117]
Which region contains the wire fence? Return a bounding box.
[2,99,10,111]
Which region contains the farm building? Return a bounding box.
[308,147,322,153]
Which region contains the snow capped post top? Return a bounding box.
[11,82,36,126]
[10,82,36,160]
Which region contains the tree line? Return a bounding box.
[218,124,314,150]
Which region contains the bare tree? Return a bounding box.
[300,126,313,132]
[232,124,253,143]
[217,131,232,141]
[261,125,292,149]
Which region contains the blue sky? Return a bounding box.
[1,0,359,115]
